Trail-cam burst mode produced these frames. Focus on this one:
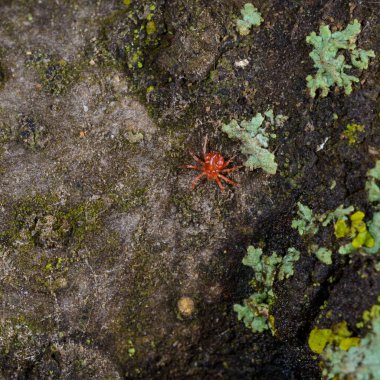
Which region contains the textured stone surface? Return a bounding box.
[0,1,378,379]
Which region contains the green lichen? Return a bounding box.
[334,211,375,254]
[363,161,380,255]
[365,212,380,255]
[234,293,272,333]
[146,85,155,94]
[366,161,380,204]
[146,20,156,35]
[126,46,144,69]
[123,1,160,71]
[321,310,380,379]
[361,299,380,325]
[236,3,263,36]
[292,201,378,261]
[278,247,300,280]
[291,202,319,236]
[321,205,355,227]
[222,110,287,174]
[315,247,333,265]
[306,19,375,98]
[308,321,360,354]
[234,246,300,333]
[341,123,365,145]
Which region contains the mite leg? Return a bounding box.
[189,151,204,165]
[218,174,239,187]
[180,165,203,170]
[215,177,225,192]
[203,135,208,157]
[191,173,206,189]
[221,165,243,173]
[224,155,236,167]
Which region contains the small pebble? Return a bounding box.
[177,296,195,317]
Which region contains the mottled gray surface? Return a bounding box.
[0,0,379,379]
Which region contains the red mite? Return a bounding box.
[181,136,242,192]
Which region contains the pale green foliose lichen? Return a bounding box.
[236,3,263,36]
[234,294,271,333]
[364,161,380,255]
[306,19,375,98]
[234,246,300,333]
[291,202,319,236]
[365,213,380,255]
[278,247,300,280]
[366,161,380,204]
[338,243,356,255]
[222,110,287,174]
[321,205,355,227]
[315,247,333,265]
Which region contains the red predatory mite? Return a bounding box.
[181,136,242,192]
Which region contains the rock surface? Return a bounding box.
[0,0,379,379]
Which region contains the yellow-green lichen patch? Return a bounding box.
[291,201,379,264]
[308,321,360,354]
[361,296,380,325]
[121,1,161,71]
[341,123,365,145]
[308,328,332,354]
[146,20,156,35]
[334,211,375,254]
